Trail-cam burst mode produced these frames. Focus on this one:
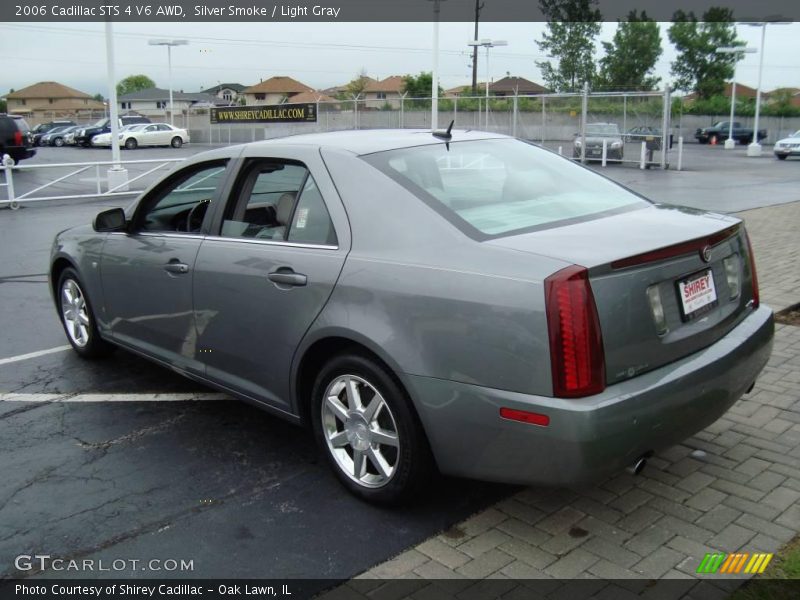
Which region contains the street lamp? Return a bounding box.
[467,38,508,130]
[740,22,790,156]
[148,39,189,125]
[715,46,756,149]
[428,0,446,130]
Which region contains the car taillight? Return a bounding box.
[545,265,605,398]
[744,230,759,309]
[13,131,22,145]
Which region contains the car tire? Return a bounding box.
[777,155,787,160]
[311,352,433,505]
[170,137,183,148]
[124,138,137,150]
[56,268,115,359]
[54,137,64,147]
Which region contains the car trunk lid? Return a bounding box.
[487,205,756,385]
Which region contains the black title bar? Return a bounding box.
[3,0,798,22]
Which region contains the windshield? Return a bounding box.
[586,124,620,136]
[364,139,647,239]
[792,130,800,138]
[122,124,146,132]
[92,118,109,127]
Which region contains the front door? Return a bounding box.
[100,160,230,372]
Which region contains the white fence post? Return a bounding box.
[640,141,647,170]
[677,136,684,171]
[601,139,607,167]
[660,85,671,170]
[2,154,17,210]
[580,82,589,163]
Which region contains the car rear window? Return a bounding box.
[363,138,647,239]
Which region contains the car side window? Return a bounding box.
[157,124,172,131]
[287,176,337,246]
[221,160,308,240]
[136,161,227,234]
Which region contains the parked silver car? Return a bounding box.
[50,130,773,503]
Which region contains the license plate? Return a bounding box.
[677,269,717,321]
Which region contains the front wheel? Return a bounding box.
[57,268,114,359]
[311,353,432,504]
[124,138,138,150]
[171,136,183,148]
[777,154,787,160]
[54,137,64,147]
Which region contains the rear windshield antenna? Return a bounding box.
[432,120,454,140]
[432,120,454,149]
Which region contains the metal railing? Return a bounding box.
[1,154,185,210]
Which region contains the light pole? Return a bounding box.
[468,38,507,130]
[740,22,790,157]
[715,46,756,149]
[149,39,188,126]
[429,0,446,130]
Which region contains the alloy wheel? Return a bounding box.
[321,374,400,488]
[61,279,90,348]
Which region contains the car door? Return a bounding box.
[99,159,231,373]
[139,124,159,146]
[156,124,174,144]
[192,146,350,412]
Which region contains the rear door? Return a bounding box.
[192,146,350,411]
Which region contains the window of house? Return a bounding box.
[48,98,54,104]
[156,101,167,109]
[255,93,265,101]
[377,92,387,100]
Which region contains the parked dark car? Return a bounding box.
[625,126,664,150]
[31,120,76,146]
[43,125,81,147]
[50,129,773,504]
[695,121,767,145]
[0,114,36,163]
[574,122,624,160]
[74,116,151,147]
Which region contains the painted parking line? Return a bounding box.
[0,345,71,366]
[0,392,231,402]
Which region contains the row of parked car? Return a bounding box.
[31,116,190,149]
[0,115,191,164]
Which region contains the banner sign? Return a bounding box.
[210,103,317,124]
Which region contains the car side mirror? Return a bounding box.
[93,207,127,232]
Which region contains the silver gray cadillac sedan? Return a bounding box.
[50,130,773,504]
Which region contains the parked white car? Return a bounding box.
[773,130,800,160]
[91,123,189,149]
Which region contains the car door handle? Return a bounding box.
[268,269,307,287]
[164,261,190,274]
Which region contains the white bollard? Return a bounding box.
[3,154,18,209]
[558,146,562,156]
[601,139,607,167]
[639,141,647,170]
[677,136,684,171]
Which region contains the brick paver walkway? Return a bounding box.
[329,201,800,596]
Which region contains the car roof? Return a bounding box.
[245,129,509,156]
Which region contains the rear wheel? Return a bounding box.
[57,268,114,359]
[124,138,137,150]
[171,136,183,148]
[777,154,787,160]
[54,137,64,147]
[311,353,432,504]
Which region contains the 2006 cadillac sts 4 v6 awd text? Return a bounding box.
[50,130,773,503]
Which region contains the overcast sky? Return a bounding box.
[1,21,798,97]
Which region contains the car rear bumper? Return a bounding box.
[405,305,774,485]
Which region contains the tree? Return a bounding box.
[668,8,742,99]
[344,69,372,98]
[116,74,156,97]
[92,93,104,102]
[535,0,602,92]
[597,11,662,91]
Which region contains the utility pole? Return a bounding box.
[471,0,483,94]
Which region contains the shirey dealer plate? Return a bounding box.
[210,103,317,124]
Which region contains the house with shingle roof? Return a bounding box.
[241,76,314,106]
[118,87,226,117]
[363,76,406,108]
[201,83,247,104]
[3,81,105,120]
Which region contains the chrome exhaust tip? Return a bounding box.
[626,456,648,476]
